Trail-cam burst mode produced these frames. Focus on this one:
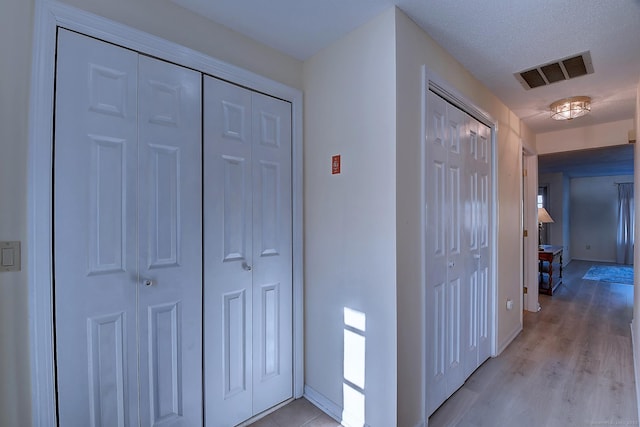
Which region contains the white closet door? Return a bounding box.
[137,55,202,427]
[203,76,293,426]
[425,92,492,415]
[425,94,465,414]
[54,29,139,427]
[443,102,467,396]
[251,92,293,414]
[425,92,447,415]
[204,77,254,427]
[461,114,492,378]
[462,116,480,378]
[54,29,203,427]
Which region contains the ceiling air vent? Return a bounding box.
[515,51,593,90]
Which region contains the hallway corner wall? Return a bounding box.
[0,1,35,426]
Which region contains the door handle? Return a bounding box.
[242,261,252,271]
[143,279,154,287]
[448,261,455,268]
[473,254,481,259]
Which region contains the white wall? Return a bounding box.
[570,175,632,262]
[5,1,303,426]
[0,1,34,426]
[394,8,534,426]
[394,13,427,425]
[303,9,398,426]
[537,119,634,154]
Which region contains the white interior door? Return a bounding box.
[204,77,254,426]
[136,55,203,427]
[54,29,139,426]
[250,90,293,415]
[424,94,465,414]
[474,121,492,365]
[203,76,292,427]
[54,29,202,426]
[425,91,492,416]
[461,114,492,378]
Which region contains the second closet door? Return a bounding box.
[424,91,492,416]
[203,76,292,426]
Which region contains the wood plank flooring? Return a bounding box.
[429,260,638,427]
[247,398,341,427]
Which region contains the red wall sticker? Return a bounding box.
[332,154,341,175]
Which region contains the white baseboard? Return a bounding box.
[496,324,522,356]
[630,321,640,423]
[304,385,344,424]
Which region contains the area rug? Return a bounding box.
[582,265,634,285]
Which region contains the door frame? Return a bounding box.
[522,149,539,312]
[27,1,304,425]
[421,65,498,421]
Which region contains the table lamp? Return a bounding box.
[538,207,554,250]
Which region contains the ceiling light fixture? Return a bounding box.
[549,96,591,120]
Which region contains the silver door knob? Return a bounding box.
[242,262,252,271]
[143,279,153,287]
[473,254,481,259]
[448,261,455,268]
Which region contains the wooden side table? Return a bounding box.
[538,245,563,295]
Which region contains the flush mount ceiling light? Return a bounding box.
[549,96,591,120]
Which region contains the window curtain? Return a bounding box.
[616,183,634,265]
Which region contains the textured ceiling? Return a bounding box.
[172,0,640,135]
[399,0,640,134]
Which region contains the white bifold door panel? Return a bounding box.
[54,29,202,426]
[203,76,293,427]
[425,91,492,416]
[137,54,202,427]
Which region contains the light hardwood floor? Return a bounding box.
[251,261,637,427]
[429,260,638,427]
[247,398,341,427]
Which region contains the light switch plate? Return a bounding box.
[0,241,21,272]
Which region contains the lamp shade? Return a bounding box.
[538,207,554,223]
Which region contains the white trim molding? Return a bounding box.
[303,385,345,426]
[631,322,640,424]
[523,150,539,312]
[497,324,523,356]
[28,1,304,425]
